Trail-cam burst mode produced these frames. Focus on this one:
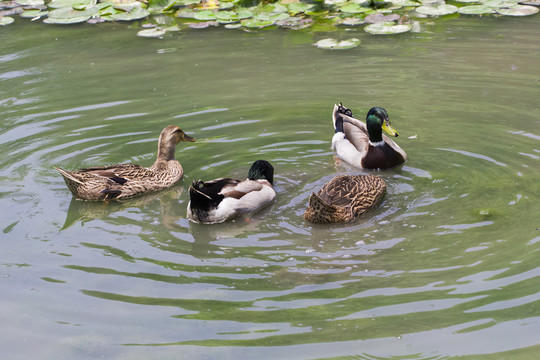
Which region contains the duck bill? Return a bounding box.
[183,134,196,142]
[382,122,399,137]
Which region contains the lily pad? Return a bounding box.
[458,4,495,13]
[48,0,94,9]
[109,7,149,21]
[364,13,400,22]
[193,9,217,20]
[20,9,48,18]
[496,4,539,14]
[415,4,458,15]
[287,3,315,14]
[340,16,365,25]
[137,27,166,37]
[390,0,421,5]
[262,3,288,13]
[44,7,97,23]
[482,0,518,7]
[176,8,197,18]
[254,12,290,21]
[324,0,348,5]
[518,0,540,5]
[0,16,15,25]
[240,18,274,28]
[338,3,371,13]
[314,38,361,50]
[275,16,313,29]
[224,23,242,29]
[16,0,45,6]
[364,21,412,34]
[215,10,252,22]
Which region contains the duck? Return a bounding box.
[332,103,407,169]
[303,174,386,224]
[187,160,276,224]
[55,125,195,201]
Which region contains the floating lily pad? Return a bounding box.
[48,0,94,9]
[340,16,365,25]
[275,16,313,29]
[0,16,15,25]
[482,0,518,6]
[224,23,242,29]
[176,8,197,18]
[496,4,539,14]
[188,20,218,28]
[453,0,480,2]
[338,3,371,13]
[262,3,288,13]
[173,0,201,5]
[364,13,400,22]
[137,27,166,37]
[314,38,361,50]
[416,4,458,15]
[458,4,495,13]
[324,0,348,5]
[215,10,252,22]
[254,12,290,21]
[20,9,48,18]
[390,0,421,5]
[518,0,540,5]
[109,6,150,21]
[193,9,217,20]
[287,3,315,14]
[241,18,274,28]
[364,21,412,34]
[44,7,98,23]
[16,0,45,6]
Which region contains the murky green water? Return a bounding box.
[1,16,540,360]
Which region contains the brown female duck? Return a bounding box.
[303,174,386,224]
[56,125,195,201]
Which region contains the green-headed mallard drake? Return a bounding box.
[303,174,386,224]
[187,160,276,224]
[56,125,195,201]
[332,103,407,169]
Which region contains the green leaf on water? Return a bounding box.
[241,18,274,28]
[338,3,371,13]
[482,0,518,7]
[0,16,15,25]
[287,3,315,14]
[364,21,412,34]
[193,10,217,20]
[215,10,252,22]
[496,4,539,14]
[415,4,458,15]
[109,7,150,21]
[16,0,45,6]
[314,37,361,49]
[20,9,49,18]
[458,4,495,13]
[137,27,167,37]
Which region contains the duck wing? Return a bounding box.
[80,163,154,184]
[340,112,370,153]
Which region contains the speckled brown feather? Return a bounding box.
[303,175,386,224]
[56,125,195,201]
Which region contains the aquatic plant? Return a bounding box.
[0,0,537,41]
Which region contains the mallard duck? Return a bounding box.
[55,125,195,201]
[187,160,276,223]
[332,103,407,169]
[303,174,386,224]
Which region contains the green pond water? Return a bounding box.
[1,16,540,360]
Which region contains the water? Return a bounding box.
[1,16,539,360]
